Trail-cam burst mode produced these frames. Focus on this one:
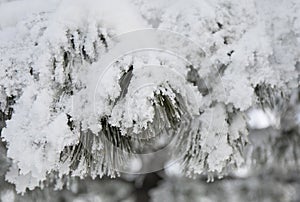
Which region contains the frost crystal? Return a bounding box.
[0,0,299,193]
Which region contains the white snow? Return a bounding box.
[0,0,299,193]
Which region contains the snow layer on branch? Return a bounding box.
[0,0,147,193]
[135,0,299,108]
[0,0,299,193]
